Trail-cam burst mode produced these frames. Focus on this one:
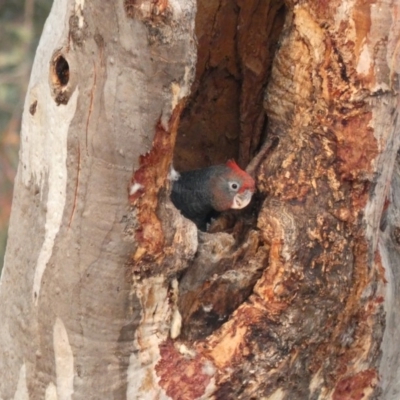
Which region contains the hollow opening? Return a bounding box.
[173,1,287,172]
[50,53,71,106]
[173,1,289,337]
[171,1,287,233]
[53,55,70,87]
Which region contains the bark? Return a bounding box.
[0,0,197,398]
[173,0,400,399]
[1,0,400,400]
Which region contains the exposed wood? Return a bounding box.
[165,1,400,399]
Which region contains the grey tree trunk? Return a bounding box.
[0,0,197,398]
[1,0,400,399]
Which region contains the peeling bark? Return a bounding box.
[166,0,400,399]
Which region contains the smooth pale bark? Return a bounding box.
[0,0,196,398]
[1,0,400,400]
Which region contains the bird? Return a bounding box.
[170,160,256,231]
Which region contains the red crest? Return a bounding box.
[225,160,255,192]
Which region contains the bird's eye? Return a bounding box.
[230,182,239,190]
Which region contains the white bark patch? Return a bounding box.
[53,318,74,400]
[199,374,216,400]
[20,0,79,303]
[170,308,182,340]
[168,0,183,17]
[126,276,171,400]
[170,66,192,110]
[169,278,181,339]
[309,368,327,398]
[266,388,285,400]
[171,82,182,111]
[14,364,29,400]
[129,182,144,196]
[168,0,196,23]
[74,0,85,29]
[161,65,194,129]
[178,343,196,358]
[31,86,78,304]
[334,0,356,33]
[168,166,180,182]
[202,304,213,312]
[357,41,372,76]
[21,0,75,187]
[379,240,394,313]
[45,383,58,400]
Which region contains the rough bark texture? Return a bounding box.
[1,0,400,399]
[169,1,400,399]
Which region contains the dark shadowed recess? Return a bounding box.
[174,1,288,341]
[172,0,287,235]
[173,0,287,172]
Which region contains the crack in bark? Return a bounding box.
[68,144,81,228]
[85,62,97,155]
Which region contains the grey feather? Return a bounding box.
[171,166,226,230]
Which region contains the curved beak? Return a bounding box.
[231,189,253,209]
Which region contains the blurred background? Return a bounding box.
[0,0,52,271]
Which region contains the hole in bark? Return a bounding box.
[29,100,38,116]
[173,2,287,172]
[171,1,287,233]
[50,53,71,105]
[172,1,287,341]
[54,55,69,86]
[392,227,400,245]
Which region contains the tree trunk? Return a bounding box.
[1,0,400,399]
[0,0,197,398]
